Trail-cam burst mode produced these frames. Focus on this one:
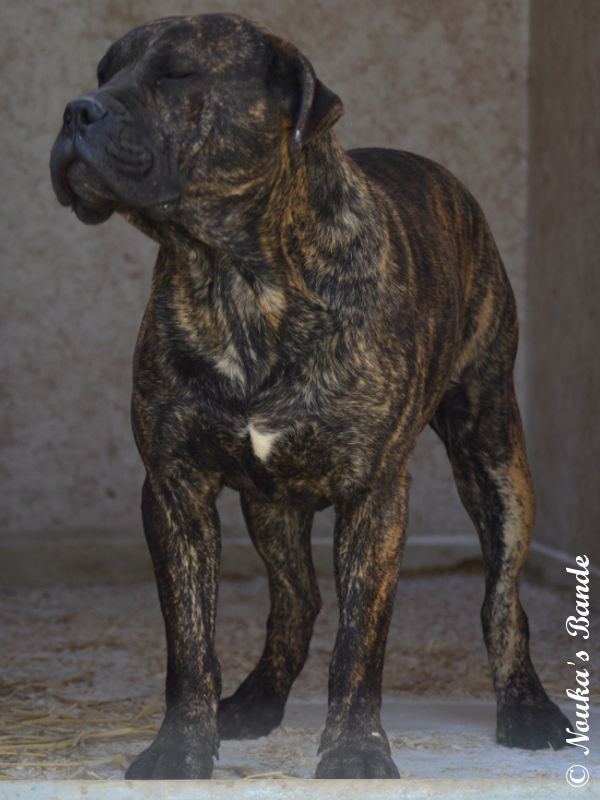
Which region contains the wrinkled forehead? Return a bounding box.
[96,14,270,82]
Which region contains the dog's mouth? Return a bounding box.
[50,133,115,224]
[64,161,118,224]
[50,133,181,225]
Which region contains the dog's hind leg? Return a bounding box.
[217,494,320,739]
[431,339,571,749]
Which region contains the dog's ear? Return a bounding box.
[266,39,344,153]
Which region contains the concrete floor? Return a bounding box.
[0,570,598,790]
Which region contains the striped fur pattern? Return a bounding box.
[49,13,571,780]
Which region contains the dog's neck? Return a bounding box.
[126,133,384,310]
[123,133,387,393]
[276,134,386,322]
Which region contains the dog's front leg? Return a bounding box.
[316,472,409,779]
[218,494,319,740]
[126,475,222,780]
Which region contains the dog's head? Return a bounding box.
[49,14,344,232]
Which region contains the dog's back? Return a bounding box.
[349,147,517,410]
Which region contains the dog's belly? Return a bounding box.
[223,460,332,509]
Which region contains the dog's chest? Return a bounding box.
[208,358,394,504]
[212,408,369,506]
[136,258,397,504]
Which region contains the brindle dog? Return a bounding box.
[50,13,570,780]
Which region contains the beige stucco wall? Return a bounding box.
[527,0,600,565]
[1,1,529,546]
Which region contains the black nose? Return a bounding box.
[63,97,107,135]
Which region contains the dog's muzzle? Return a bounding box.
[50,93,119,223]
[50,90,181,225]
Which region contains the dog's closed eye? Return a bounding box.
[155,71,200,90]
[159,71,198,82]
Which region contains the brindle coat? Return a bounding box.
[50,13,571,780]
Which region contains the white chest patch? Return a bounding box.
[247,422,281,462]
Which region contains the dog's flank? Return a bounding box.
[50,12,571,780]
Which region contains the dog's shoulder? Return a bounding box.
[348,147,477,218]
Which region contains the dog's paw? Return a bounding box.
[217,690,285,740]
[497,697,572,750]
[125,741,213,780]
[315,743,400,779]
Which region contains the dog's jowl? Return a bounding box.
[50,14,571,780]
